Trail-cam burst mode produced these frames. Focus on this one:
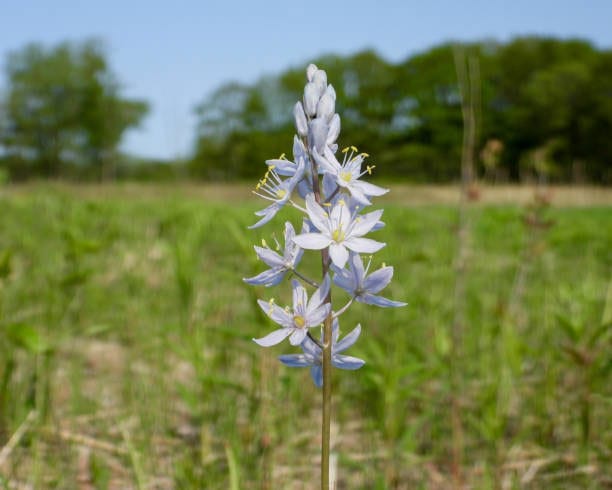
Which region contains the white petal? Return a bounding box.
[344,237,385,254]
[289,329,307,346]
[306,64,318,82]
[349,209,383,237]
[329,243,349,268]
[305,194,330,233]
[293,233,332,250]
[253,328,291,347]
[352,180,389,197]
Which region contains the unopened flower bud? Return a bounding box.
[316,89,335,121]
[304,82,319,116]
[326,114,341,145]
[308,117,329,153]
[293,102,308,137]
[306,64,318,82]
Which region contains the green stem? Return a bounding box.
[303,134,333,490]
[321,312,333,490]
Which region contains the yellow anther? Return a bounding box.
[361,152,370,158]
[276,189,287,199]
[338,199,346,207]
[351,145,358,152]
[366,165,376,175]
[269,164,275,170]
[268,298,275,305]
[261,238,268,247]
[323,202,332,207]
[279,153,286,160]
[331,228,345,242]
[382,262,387,268]
[342,147,350,153]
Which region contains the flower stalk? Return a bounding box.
[245,64,406,489]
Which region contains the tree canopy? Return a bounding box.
[0,40,148,179]
[190,37,612,183]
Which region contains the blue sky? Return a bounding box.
[2,0,611,159]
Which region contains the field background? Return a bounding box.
[0,183,610,489]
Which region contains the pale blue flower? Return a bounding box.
[292,194,385,268]
[249,159,306,229]
[266,136,308,177]
[279,319,365,387]
[314,146,388,206]
[333,253,407,308]
[254,275,331,347]
[244,221,305,287]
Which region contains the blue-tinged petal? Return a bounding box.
[253,328,291,347]
[243,268,285,287]
[332,355,365,370]
[308,117,329,153]
[279,353,314,367]
[352,180,389,197]
[359,293,407,308]
[258,300,293,326]
[334,324,361,353]
[316,90,335,120]
[297,179,313,199]
[332,269,355,294]
[305,194,330,233]
[346,185,371,205]
[362,266,393,294]
[253,246,284,268]
[329,243,349,268]
[322,173,338,201]
[349,253,365,287]
[293,233,332,250]
[344,237,385,254]
[289,329,308,346]
[349,209,383,236]
[309,274,330,310]
[265,159,297,177]
[307,303,331,327]
[310,365,323,388]
[292,280,307,310]
[313,148,337,174]
[249,205,279,229]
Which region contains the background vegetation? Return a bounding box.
[0,184,610,488]
[1,36,611,183]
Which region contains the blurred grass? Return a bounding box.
[0,184,610,489]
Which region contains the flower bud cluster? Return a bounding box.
[245,64,405,387]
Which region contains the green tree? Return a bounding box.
[0,40,148,179]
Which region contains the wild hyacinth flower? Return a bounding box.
[293,194,385,268]
[244,221,305,287]
[253,275,331,346]
[279,319,364,387]
[332,253,407,308]
[314,146,388,205]
[249,158,306,229]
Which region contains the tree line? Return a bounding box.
[1,37,611,183]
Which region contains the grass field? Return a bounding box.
[0,184,610,489]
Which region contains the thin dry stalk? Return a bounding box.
[0,410,37,471]
[451,47,480,489]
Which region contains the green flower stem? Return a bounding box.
[305,135,333,490]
